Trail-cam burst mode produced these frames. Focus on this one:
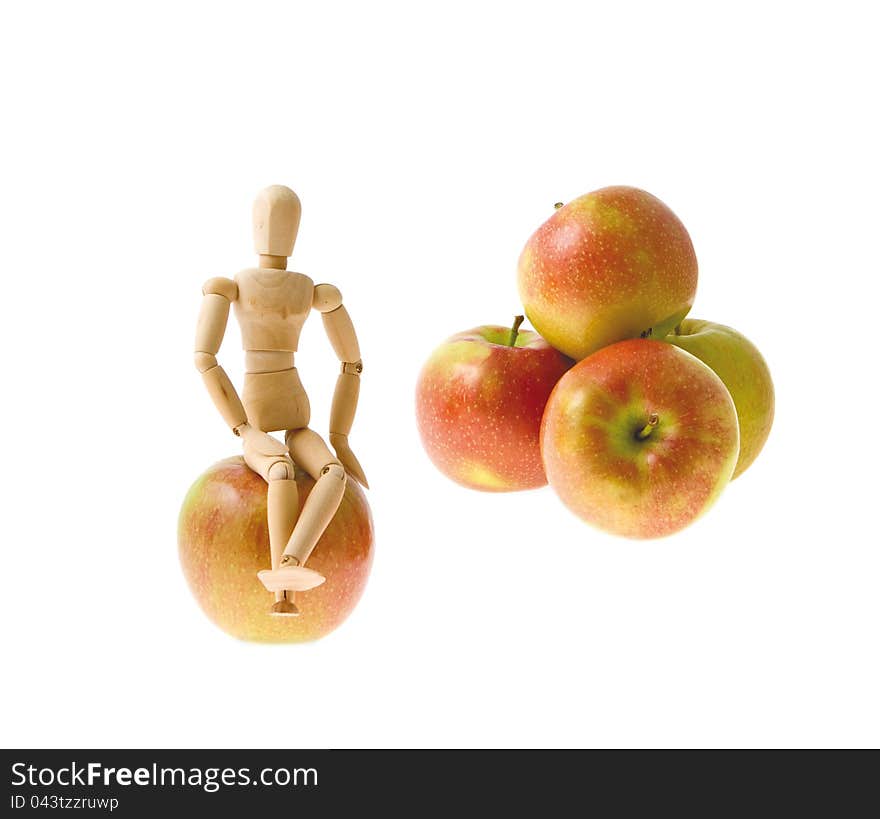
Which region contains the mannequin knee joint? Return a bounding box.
[267,459,294,481]
[321,462,346,482]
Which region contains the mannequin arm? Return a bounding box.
[194,277,250,433]
[314,284,368,487]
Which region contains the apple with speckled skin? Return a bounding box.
[665,319,774,479]
[416,318,573,491]
[178,457,374,642]
[541,339,739,538]
[518,186,698,360]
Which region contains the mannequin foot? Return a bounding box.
[257,560,325,593]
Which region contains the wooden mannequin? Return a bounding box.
[194,185,368,616]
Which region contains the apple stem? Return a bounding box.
[508,315,525,347]
[636,413,660,440]
[554,202,564,210]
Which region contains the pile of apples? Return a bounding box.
[415,186,774,538]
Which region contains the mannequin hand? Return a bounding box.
[330,433,369,488]
[236,423,289,457]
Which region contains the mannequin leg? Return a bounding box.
[244,447,321,614]
[266,470,300,615]
[282,428,347,565]
[256,427,346,593]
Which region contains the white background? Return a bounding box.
[1,1,878,749]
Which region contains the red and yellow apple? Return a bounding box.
[518,186,698,360]
[178,457,374,642]
[540,339,739,538]
[415,319,572,491]
[665,319,774,479]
